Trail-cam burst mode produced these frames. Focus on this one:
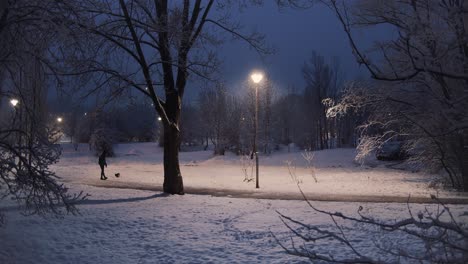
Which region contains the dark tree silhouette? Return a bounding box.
[56,0,287,194]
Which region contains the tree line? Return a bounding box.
[53,51,360,158]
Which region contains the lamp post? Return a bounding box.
[10,99,19,133]
[250,71,263,189]
[56,117,63,143]
[157,116,163,146]
[10,98,22,169]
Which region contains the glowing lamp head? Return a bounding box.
[157,117,162,121]
[10,99,19,107]
[250,72,264,84]
[57,117,63,123]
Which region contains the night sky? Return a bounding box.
[214,2,382,97]
[53,2,393,105]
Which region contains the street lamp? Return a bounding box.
[251,72,263,84]
[57,117,63,123]
[10,98,22,169]
[157,116,163,146]
[250,71,264,189]
[10,99,19,107]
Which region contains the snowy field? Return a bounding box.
[1,143,468,263]
[53,143,466,201]
[2,185,468,263]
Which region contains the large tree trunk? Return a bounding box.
[163,123,184,194]
[461,2,468,192]
[162,92,184,195]
[461,132,468,192]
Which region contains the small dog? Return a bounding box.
[115,173,120,178]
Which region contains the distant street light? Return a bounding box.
[10,99,19,107]
[158,117,162,121]
[251,72,264,84]
[250,71,264,189]
[57,117,63,123]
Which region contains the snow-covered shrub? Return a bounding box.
[240,155,254,183]
[0,111,83,226]
[324,0,468,190]
[276,194,468,263]
[279,164,467,263]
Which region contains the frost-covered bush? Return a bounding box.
[0,115,82,226]
[277,194,468,263]
[325,0,468,191]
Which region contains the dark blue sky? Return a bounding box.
[53,1,392,106]
[210,1,390,97]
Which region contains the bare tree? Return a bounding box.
[64,107,84,149]
[326,86,361,148]
[197,84,229,155]
[114,102,158,142]
[272,86,307,150]
[225,94,244,154]
[0,0,84,224]
[54,0,282,194]
[180,103,201,148]
[197,87,214,151]
[0,114,83,224]
[260,76,275,154]
[303,51,339,150]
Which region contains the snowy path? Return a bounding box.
[51,143,468,203]
[82,179,468,204]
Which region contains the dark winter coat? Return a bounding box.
[98,152,107,167]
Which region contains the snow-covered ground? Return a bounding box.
[1,143,467,263]
[53,143,464,200]
[2,186,309,263]
[2,185,467,263]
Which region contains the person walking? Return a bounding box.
[99,151,108,180]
